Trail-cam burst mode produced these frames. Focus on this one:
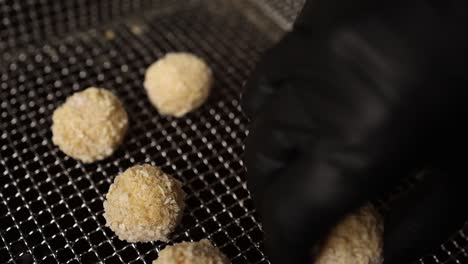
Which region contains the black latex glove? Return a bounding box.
[242,1,468,263]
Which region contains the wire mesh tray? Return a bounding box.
[0,1,467,264]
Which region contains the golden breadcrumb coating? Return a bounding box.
[103,164,186,242]
[153,239,229,264]
[144,52,213,117]
[52,87,128,163]
[316,204,383,264]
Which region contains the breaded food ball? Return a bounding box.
[103,164,186,242]
[52,87,128,163]
[316,205,383,264]
[152,239,229,264]
[144,52,213,117]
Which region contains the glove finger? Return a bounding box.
[241,31,317,119]
[244,77,328,205]
[383,169,468,264]
[241,73,273,120]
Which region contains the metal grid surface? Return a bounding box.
[0,1,467,264]
[252,0,305,30]
[0,0,185,52]
[262,0,305,23]
[0,2,269,263]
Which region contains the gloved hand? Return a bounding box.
[242,1,468,263]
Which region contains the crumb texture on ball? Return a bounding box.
[316,205,383,264]
[52,87,128,163]
[103,164,186,242]
[152,239,229,264]
[144,52,213,117]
